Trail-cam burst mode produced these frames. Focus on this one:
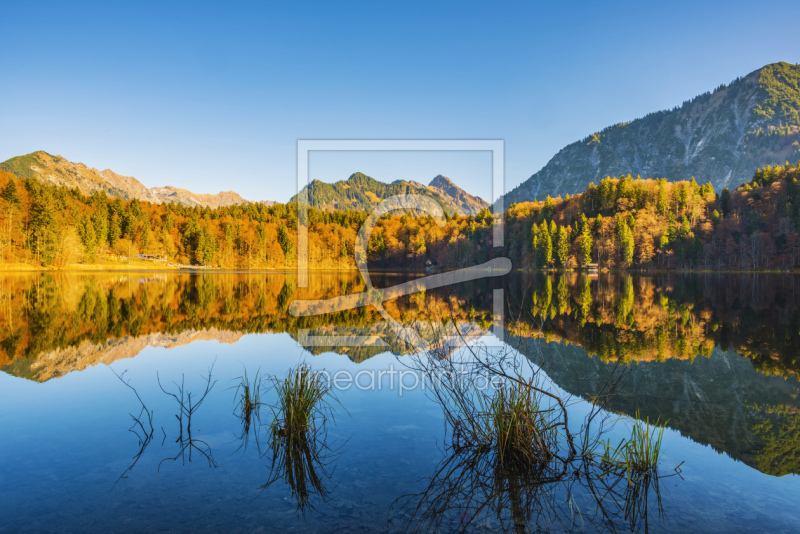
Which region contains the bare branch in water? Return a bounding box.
[108,366,155,491]
[158,361,218,470]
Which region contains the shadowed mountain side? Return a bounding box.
[506,62,800,203]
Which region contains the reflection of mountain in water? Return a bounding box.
[297,321,490,361]
[4,329,245,382]
[1,271,799,477]
[516,337,800,477]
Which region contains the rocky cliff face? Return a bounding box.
[0,151,252,208]
[506,62,800,204]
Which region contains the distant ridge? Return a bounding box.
[0,151,257,208]
[291,172,489,215]
[506,61,800,203]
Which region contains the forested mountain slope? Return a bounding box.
[292,172,489,215]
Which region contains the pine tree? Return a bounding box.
[657,179,669,215]
[556,225,570,267]
[197,226,217,265]
[28,189,60,265]
[680,216,692,238]
[182,215,200,258]
[579,213,589,233]
[543,196,555,220]
[720,188,731,218]
[579,225,593,266]
[78,214,98,260]
[619,222,634,267]
[91,209,108,247]
[538,221,552,266]
[1,179,20,205]
[277,223,295,263]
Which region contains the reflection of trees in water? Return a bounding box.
[504,272,800,377]
[0,272,498,372]
[752,406,800,476]
[500,273,800,477]
[2,271,799,384]
[2,272,799,377]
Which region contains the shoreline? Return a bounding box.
[0,263,797,275]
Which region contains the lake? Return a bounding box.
[1,271,799,532]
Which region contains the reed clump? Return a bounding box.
[444,375,560,469]
[486,379,556,465]
[262,365,341,513]
[601,410,666,484]
[395,310,681,532]
[266,365,336,444]
[230,368,264,448]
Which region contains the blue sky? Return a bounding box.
[1,1,798,203]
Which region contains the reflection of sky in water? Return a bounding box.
[1,338,800,529]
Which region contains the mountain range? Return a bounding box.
[3,62,798,210]
[0,151,486,214]
[291,172,490,215]
[0,151,255,208]
[505,61,800,204]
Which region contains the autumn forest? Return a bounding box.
[0,162,799,271]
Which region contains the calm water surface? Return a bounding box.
[0,271,799,532]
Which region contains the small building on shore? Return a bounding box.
[425,259,441,273]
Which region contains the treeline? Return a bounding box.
[0,169,365,269]
[1,162,800,271]
[504,161,800,270]
[0,168,502,270]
